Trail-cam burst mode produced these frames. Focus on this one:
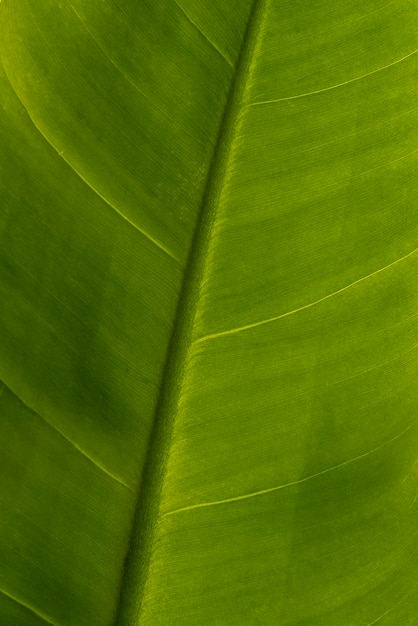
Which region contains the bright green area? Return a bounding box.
[0,0,417,625]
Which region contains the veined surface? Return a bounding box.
[0,1,417,624]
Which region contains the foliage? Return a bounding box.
[0,1,417,624]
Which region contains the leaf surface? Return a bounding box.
[0,1,417,625]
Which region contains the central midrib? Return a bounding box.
[115,1,268,623]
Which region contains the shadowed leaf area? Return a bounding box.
[0,0,417,624]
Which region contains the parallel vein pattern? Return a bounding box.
[134,1,418,624]
[0,1,254,624]
[0,0,417,625]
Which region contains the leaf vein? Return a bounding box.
[1,379,132,491]
[163,421,416,516]
[248,46,418,106]
[173,1,233,67]
[0,587,57,626]
[1,62,178,263]
[196,246,418,343]
[66,1,164,113]
[366,583,418,625]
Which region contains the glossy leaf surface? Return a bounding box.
[0,1,417,624]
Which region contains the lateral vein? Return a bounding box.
[173,1,233,67]
[0,587,57,626]
[67,0,165,114]
[1,379,132,491]
[249,46,418,106]
[366,583,418,625]
[196,246,418,343]
[2,63,179,263]
[163,421,416,517]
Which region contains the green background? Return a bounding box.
[0,1,417,624]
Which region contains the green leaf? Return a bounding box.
[0,1,417,624]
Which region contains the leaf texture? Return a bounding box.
[0,0,417,625]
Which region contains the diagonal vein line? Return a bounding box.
[163,421,416,517]
[195,246,418,343]
[66,1,169,121]
[1,378,132,491]
[366,583,418,625]
[2,62,179,263]
[358,146,418,178]
[173,0,233,67]
[249,46,418,106]
[301,528,386,565]
[289,101,418,160]
[250,344,417,414]
[0,587,58,626]
[67,2,149,100]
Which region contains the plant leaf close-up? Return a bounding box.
[0,0,417,624]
